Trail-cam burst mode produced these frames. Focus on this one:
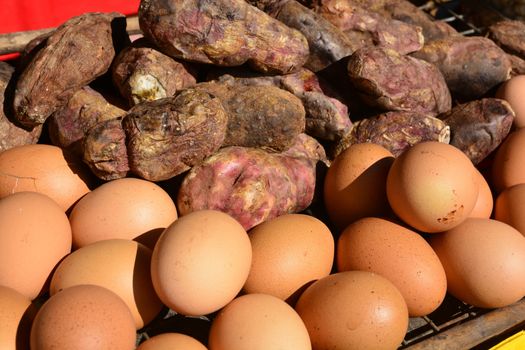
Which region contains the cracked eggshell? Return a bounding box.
[386,141,479,233]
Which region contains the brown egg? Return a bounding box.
[492,128,525,193]
[495,183,525,235]
[295,271,408,350]
[0,144,92,211]
[0,192,72,299]
[387,141,479,233]
[469,169,494,219]
[137,333,208,350]
[69,177,177,248]
[30,284,136,350]
[151,210,252,316]
[50,239,163,329]
[324,143,394,230]
[243,214,334,302]
[0,285,34,350]
[430,218,525,308]
[209,293,311,350]
[496,75,525,128]
[337,217,447,316]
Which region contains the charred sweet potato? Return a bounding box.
[138,0,309,74]
[347,47,452,115]
[439,98,515,165]
[411,36,512,101]
[48,86,126,156]
[112,45,197,106]
[13,12,128,128]
[177,145,319,230]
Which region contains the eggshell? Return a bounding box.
[0,192,72,299]
[209,293,311,350]
[430,218,525,308]
[50,239,163,329]
[30,284,136,350]
[69,177,177,248]
[151,210,252,316]
[295,271,408,350]
[496,75,525,128]
[0,285,34,350]
[243,214,334,302]
[495,183,525,235]
[337,217,447,316]
[387,141,479,233]
[324,143,394,230]
[137,333,207,350]
[492,128,525,193]
[469,169,494,219]
[0,144,92,211]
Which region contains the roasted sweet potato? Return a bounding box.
[112,45,197,106]
[439,98,515,165]
[13,12,128,128]
[177,145,319,230]
[138,0,309,74]
[488,20,525,59]
[347,47,451,115]
[411,36,512,101]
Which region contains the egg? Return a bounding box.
[469,169,494,219]
[243,214,334,302]
[0,192,72,299]
[0,144,92,211]
[324,143,394,230]
[209,293,311,350]
[30,285,136,350]
[496,75,525,128]
[137,333,207,350]
[294,271,408,350]
[492,128,525,193]
[495,184,525,235]
[50,239,163,329]
[151,210,252,316]
[387,141,479,233]
[0,285,35,350]
[337,217,447,316]
[430,218,525,308]
[69,177,178,249]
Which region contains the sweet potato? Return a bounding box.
[488,20,525,59]
[13,12,128,128]
[347,47,451,115]
[138,0,309,74]
[411,36,512,101]
[177,145,319,230]
[439,98,515,165]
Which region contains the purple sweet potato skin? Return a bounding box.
[488,20,525,59]
[348,47,452,115]
[13,12,127,128]
[138,0,309,74]
[177,146,318,230]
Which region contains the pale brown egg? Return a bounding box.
[50,239,163,329]
[492,128,525,193]
[30,284,136,350]
[295,271,408,350]
[209,293,311,350]
[137,333,208,350]
[243,214,334,302]
[337,217,447,316]
[151,210,252,316]
[430,218,525,308]
[496,75,525,128]
[0,192,72,299]
[0,144,92,211]
[69,177,177,249]
[495,183,525,235]
[469,169,494,219]
[387,141,479,233]
[0,285,35,350]
[324,143,394,231]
